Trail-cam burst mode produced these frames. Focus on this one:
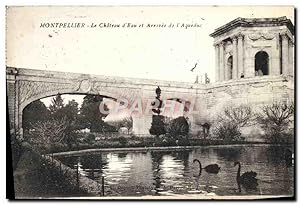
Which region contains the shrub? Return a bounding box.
[214,105,253,142]
[85,134,95,144]
[118,136,128,146]
[219,105,253,127]
[149,115,166,137]
[256,101,294,143]
[166,116,189,138]
[214,121,245,142]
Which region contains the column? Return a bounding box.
[271,33,281,76]
[232,36,238,79]
[281,33,289,75]
[219,42,224,81]
[289,40,294,77]
[214,44,220,82]
[237,33,244,78]
[224,53,229,81]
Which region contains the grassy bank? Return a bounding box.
[13,146,91,198]
[40,135,293,155]
[43,136,259,153]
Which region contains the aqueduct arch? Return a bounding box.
[7,67,201,139]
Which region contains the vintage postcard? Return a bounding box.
[6,6,295,200]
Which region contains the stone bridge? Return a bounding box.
[7,67,294,139]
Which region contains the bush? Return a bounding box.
[214,121,245,142]
[118,136,128,146]
[149,115,166,137]
[84,134,95,144]
[256,101,294,143]
[167,116,189,138]
[218,105,253,127]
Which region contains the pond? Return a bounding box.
[56,145,294,197]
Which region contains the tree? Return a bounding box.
[63,99,79,122]
[256,101,294,143]
[49,94,65,119]
[78,95,110,132]
[167,116,189,138]
[38,95,82,148]
[122,116,133,134]
[214,121,244,142]
[214,105,252,142]
[149,115,166,137]
[29,117,68,153]
[218,105,253,128]
[22,100,50,130]
[61,100,81,146]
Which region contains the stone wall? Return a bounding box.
[191,75,294,141]
[6,67,294,141]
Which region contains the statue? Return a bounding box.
[205,73,210,84]
[151,86,163,115]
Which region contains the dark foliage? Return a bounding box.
[23,100,50,130]
[167,116,189,138]
[78,95,110,132]
[149,115,166,137]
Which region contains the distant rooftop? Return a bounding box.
[210,16,294,38]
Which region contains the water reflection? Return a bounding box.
[103,153,133,185]
[57,145,294,197]
[215,147,243,161]
[79,155,106,179]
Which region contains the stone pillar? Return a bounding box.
[271,33,281,76]
[232,37,238,79]
[237,33,244,78]
[6,68,24,140]
[214,44,220,82]
[281,33,289,75]
[6,69,17,132]
[219,42,225,81]
[289,40,294,77]
[224,56,229,81]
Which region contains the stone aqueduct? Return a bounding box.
[7,16,295,140]
[7,67,294,139]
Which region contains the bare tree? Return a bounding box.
[256,101,294,142]
[218,105,253,128]
[213,105,253,142]
[30,117,68,150]
[213,121,244,142]
[122,116,133,135]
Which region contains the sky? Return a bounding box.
[6,6,294,82]
[6,6,294,120]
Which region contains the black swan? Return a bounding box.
[234,161,258,191]
[193,159,221,174]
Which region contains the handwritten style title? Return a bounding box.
[39,22,202,29]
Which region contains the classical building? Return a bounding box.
[210,17,294,82]
[6,16,295,139]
